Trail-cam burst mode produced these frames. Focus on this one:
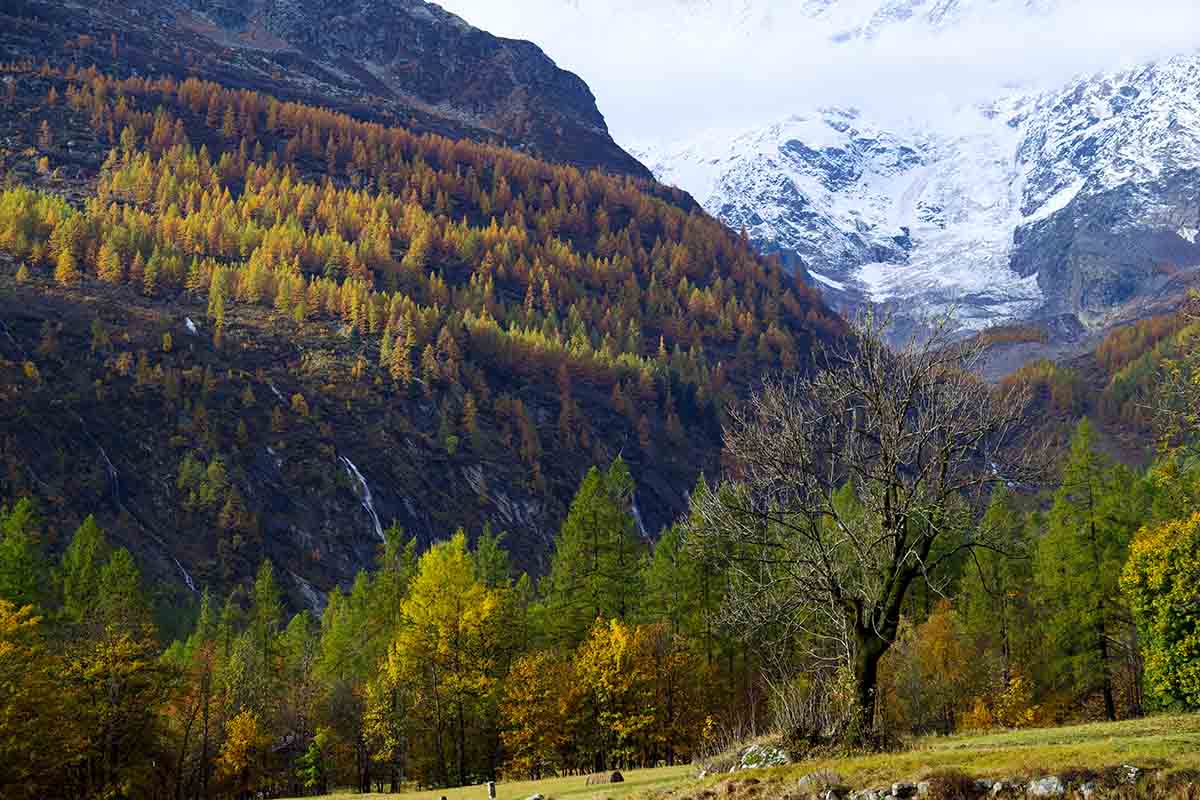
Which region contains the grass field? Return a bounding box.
[766,713,1200,788]
[288,764,693,800]
[293,715,1200,800]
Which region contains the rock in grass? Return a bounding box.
[1027,777,1065,797]
[798,771,846,795]
[740,743,792,770]
[586,771,624,785]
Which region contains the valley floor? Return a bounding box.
[288,765,693,800]
[294,715,1200,800]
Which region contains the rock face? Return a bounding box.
[0,0,649,177]
[634,2,1200,333]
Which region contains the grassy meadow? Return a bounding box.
[293,714,1200,800]
[289,764,693,800]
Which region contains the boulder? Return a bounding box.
[740,743,792,770]
[848,790,883,800]
[586,771,624,786]
[892,783,918,799]
[1027,777,1065,797]
[798,771,846,795]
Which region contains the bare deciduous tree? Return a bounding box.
[686,312,1037,742]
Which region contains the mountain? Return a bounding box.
[0,0,651,178]
[0,51,839,611]
[627,1,1200,334]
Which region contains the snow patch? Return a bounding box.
[1022,177,1086,224]
[808,270,846,292]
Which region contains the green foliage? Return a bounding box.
[959,488,1035,685]
[1122,511,1200,710]
[0,499,47,608]
[542,458,644,648]
[1034,420,1145,717]
[97,547,151,633]
[59,515,108,625]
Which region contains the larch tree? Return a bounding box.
[387,532,501,788]
[53,247,80,286]
[542,458,644,649]
[1035,419,1145,721]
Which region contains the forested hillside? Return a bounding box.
[0,61,838,606]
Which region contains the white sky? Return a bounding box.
[432,0,1200,144]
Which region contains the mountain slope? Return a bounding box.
[0,62,839,611]
[0,0,651,178]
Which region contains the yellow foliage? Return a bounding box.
[501,650,574,779]
[573,618,657,763]
[1122,511,1200,709]
[218,708,270,793]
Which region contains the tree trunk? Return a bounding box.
[1097,616,1116,721]
[852,635,886,742]
[456,698,466,787]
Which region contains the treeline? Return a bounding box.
[1000,311,1200,430]
[2,63,837,386]
[0,458,754,799]
[6,416,1200,798]
[878,418,1200,734]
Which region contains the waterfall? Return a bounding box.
[91,436,197,593]
[340,456,385,542]
[632,497,650,540]
[2,318,197,593]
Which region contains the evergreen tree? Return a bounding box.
[542,458,644,648]
[60,515,108,625]
[251,560,283,670]
[0,499,47,608]
[96,547,152,634]
[1035,420,1144,720]
[959,488,1034,691]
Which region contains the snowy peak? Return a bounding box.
[639,49,1200,329]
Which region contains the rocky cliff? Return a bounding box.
[0,0,650,178]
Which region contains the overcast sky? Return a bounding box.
[433,0,1200,144]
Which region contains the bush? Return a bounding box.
[923,770,981,800]
[1121,511,1200,710]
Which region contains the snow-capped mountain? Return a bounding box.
[625,2,1200,329]
[635,102,1043,327]
[637,54,1200,328]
